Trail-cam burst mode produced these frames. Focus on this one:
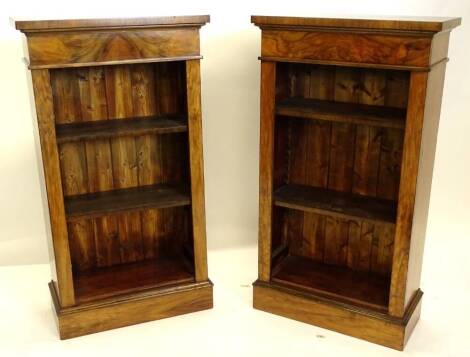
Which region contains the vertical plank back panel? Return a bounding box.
[82,67,120,269]
[353,69,385,198]
[155,61,189,255]
[302,66,332,262]
[50,63,192,270]
[51,69,96,273]
[105,65,144,264]
[278,63,405,276]
[325,67,358,266]
[131,64,160,260]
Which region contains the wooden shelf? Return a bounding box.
[276,97,406,129]
[272,255,390,311]
[65,183,190,221]
[274,184,397,223]
[56,115,188,143]
[74,256,194,303]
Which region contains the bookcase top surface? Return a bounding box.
[251,15,461,33]
[14,15,210,32]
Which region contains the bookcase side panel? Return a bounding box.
[390,29,450,314]
[404,61,448,311]
[389,71,428,317]
[258,61,277,282]
[186,59,208,282]
[399,31,451,312]
[31,69,75,307]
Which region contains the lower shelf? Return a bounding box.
[74,256,194,303]
[271,255,390,312]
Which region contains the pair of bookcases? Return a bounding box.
[16,15,459,350]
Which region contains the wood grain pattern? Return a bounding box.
[65,184,190,220]
[377,128,404,200]
[75,254,193,303]
[51,69,97,273]
[404,62,447,311]
[328,122,355,192]
[272,63,405,278]
[105,65,143,265]
[46,43,194,276]
[389,62,448,317]
[56,116,187,143]
[93,215,120,268]
[324,217,350,266]
[280,64,407,202]
[26,28,200,68]
[131,63,161,261]
[82,67,118,269]
[31,69,75,306]
[274,184,397,223]
[353,125,381,195]
[51,280,213,339]
[261,30,432,67]
[258,61,277,281]
[276,97,406,129]
[253,281,422,351]
[15,15,210,32]
[251,15,461,33]
[389,72,427,317]
[273,119,289,188]
[68,218,96,272]
[272,254,390,311]
[186,60,208,282]
[301,212,325,261]
[261,56,434,72]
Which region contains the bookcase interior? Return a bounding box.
[271,62,410,311]
[50,61,196,303]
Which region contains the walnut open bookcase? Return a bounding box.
[251,15,460,350]
[15,16,212,339]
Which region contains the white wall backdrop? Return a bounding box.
[0,0,469,265]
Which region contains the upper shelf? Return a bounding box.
[65,183,190,221]
[276,98,406,129]
[274,184,397,224]
[56,115,187,144]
